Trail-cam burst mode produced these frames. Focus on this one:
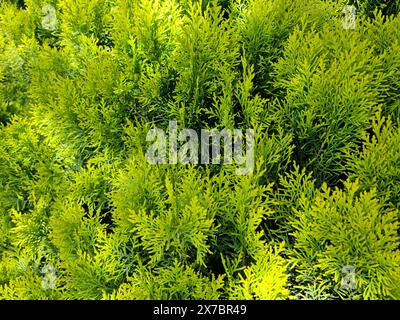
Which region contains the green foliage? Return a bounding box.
[364,12,400,120]
[227,243,289,300]
[1,0,400,300]
[341,0,400,17]
[59,0,112,46]
[273,21,387,184]
[168,1,241,127]
[0,3,38,123]
[346,114,400,209]
[238,0,337,98]
[290,180,400,299]
[105,261,225,300]
[266,164,317,244]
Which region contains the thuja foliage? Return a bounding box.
[0,0,399,300]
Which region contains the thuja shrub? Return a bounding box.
[256,5,400,188]
[364,12,400,121]
[290,180,400,299]
[272,11,400,184]
[237,0,337,98]
[0,2,38,124]
[339,0,400,17]
[1,0,400,300]
[346,114,400,209]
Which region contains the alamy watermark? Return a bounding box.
[342,5,356,30]
[341,265,356,290]
[41,265,57,290]
[146,121,254,175]
[42,4,58,31]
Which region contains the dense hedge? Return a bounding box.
[1,0,400,299]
